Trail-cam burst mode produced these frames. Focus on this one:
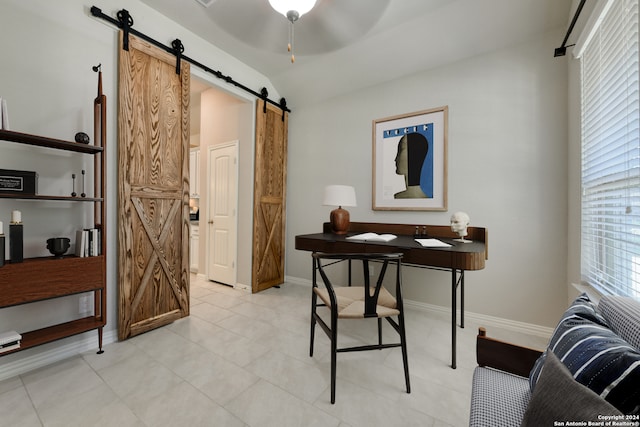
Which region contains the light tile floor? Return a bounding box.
[0,274,548,427]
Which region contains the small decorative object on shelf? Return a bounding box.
[74,132,90,144]
[71,173,77,197]
[0,169,38,196]
[46,237,70,258]
[0,220,4,267]
[9,210,23,263]
[81,169,86,198]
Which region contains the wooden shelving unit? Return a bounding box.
[0,128,106,356]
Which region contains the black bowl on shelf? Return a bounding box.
[46,237,70,258]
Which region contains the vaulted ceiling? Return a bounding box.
[139,0,571,107]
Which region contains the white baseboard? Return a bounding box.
[284,275,553,339]
[234,282,250,291]
[0,329,118,382]
[403,299,553,338]
[284,275,311,287]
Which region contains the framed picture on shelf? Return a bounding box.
[372,106,448,211]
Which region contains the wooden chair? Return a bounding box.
[310,252,411,403]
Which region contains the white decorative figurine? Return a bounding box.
[450,211,472,243]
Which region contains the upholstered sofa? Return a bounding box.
[469,294,640,426]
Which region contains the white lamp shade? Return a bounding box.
[323,185,357,207]
[268,0,317,17]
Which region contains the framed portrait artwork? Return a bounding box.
[372,106,448,211]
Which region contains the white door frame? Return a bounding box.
[206,141,239,286]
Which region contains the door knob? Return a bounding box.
[208,220,214,224]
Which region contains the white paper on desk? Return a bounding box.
[415,238,451,247]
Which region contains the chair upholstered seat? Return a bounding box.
[313,286,399,318]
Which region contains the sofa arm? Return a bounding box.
[476,327,543,377]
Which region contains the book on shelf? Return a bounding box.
[87,228,99,256]
[75,229,86,257]
[346,232,397,242]
[0,330,21,353]
[0,330,21,346]
[0,342,20,353]
[75,228,101,257]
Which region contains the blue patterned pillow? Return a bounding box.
[529,294,640,414]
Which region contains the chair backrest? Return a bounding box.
[312,252,403,317]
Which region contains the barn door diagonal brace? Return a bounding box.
[90,6,291,113]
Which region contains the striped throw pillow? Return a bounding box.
[529,294,640,414]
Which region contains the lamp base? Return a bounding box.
[330,207,350,235]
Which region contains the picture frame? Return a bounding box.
[372,106,448,211]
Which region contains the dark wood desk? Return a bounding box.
[295,222,488,369]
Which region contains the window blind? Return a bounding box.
[581,0,640,297]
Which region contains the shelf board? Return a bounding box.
[0,193,102,202]
[0,129,103,154]
[0,317,104,356]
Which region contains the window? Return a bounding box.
[580,0,640,298]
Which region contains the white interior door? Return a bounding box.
[207,142,238,286]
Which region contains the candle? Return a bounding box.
[11,210,21,224]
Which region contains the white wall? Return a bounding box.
[0,0,274,376]
[286,29,570,328]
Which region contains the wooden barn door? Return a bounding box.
[252,101,288,292]
[117,33,190,340]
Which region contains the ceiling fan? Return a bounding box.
[193,0,390,62]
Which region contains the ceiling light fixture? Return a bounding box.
[268,0,317,63]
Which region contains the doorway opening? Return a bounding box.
[189,74,254,290]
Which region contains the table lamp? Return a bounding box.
[323,185,357,235]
